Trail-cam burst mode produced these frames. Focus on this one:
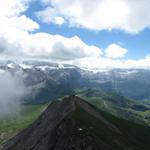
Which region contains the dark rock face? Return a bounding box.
[3,95,150,150]
[48,119,96,150]
[3,96,98,150]
[3,97,75,150]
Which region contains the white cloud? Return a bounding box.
[0,0,39,31]
[38,0,150,33]
[0,0,102,62]
[0,28,102,60]
[0,0,34,116]
[36,7,65,25]
[0,0,28,17]
[0,71,27,119]
[123,56,150,69]
[76,57,122,69]
[76,56,150,70]
[0,15,39,31]
[105,44,128,59]
[0,0,150,70]
[0,0,38,59]
[25,33,102,60]
[54,16,65,25]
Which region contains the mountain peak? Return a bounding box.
[3,95,119,150]
[3,96,150,150]
[3,95,94,150]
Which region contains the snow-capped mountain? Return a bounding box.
[1,60,150,103]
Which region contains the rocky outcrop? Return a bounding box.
[3,95,100,150]
[4,95,150,150]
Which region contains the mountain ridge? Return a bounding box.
[3,95,150,150]
[1,60,150,102]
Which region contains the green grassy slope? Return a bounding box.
[0,104,47,144]
[75,88,150,126]
[70,104,150,150]
[2,95,150,150]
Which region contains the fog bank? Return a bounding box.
[0,70,26,119]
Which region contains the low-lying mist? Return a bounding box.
[0,70,27,119]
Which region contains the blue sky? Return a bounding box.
[25,0,150,60]
[35,24,150,60]
[1,0,150,69]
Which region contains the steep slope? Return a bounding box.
[2,60,150,103]
[76,88,150,125]
[3,96,150,150]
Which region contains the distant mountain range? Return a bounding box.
[3,95,150,150]
[1,60,150,103]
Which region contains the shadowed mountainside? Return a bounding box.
[3,95,150,150]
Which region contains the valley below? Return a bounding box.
[0,61,150,149]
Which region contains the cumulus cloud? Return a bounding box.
[22,33,102,60]
[0,0,150,71]
[0,0,102,61]
[76,56,150,70]
[37,0,150,33]
[0,71,27,119]
[36,7,65,25]
[104,44,128,59]
[0,15,39,31]
[0,0,39,32]
[123,56,150,69]
[0,28,102,60]
[0,0,28,17]
[76,57,123,70]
